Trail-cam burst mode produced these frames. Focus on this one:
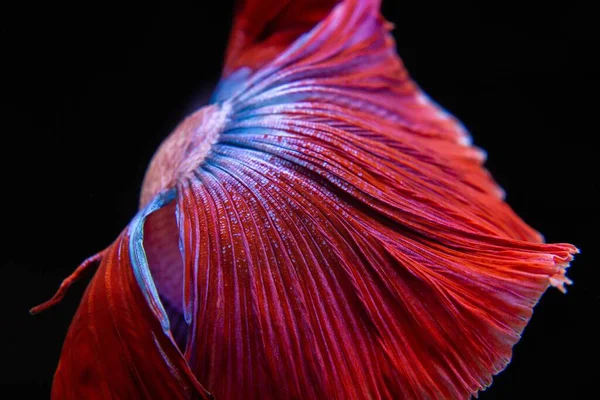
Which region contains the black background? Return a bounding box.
[2,1,597,398]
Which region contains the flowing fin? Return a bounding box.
[174,0,578,398]
[48,191,212,399]
[222,0,340,77]
[30,251,106,315]
[42,0,577,398]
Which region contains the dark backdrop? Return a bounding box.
[3,1,597,398]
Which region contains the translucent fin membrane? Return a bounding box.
[143,200,188,350]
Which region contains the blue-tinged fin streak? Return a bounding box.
[129,188,178,334]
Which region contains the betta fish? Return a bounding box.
[32,0,577,398]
